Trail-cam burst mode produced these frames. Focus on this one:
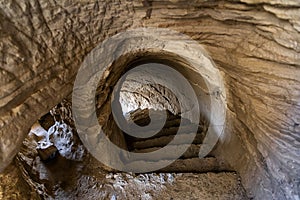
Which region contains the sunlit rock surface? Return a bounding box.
[11,100,246,199]
[0,0,299,199]
[0,161,40,200]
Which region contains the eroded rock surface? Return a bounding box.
[17,133,248,200]
[12,101,247,200]
[0,0,299,199]
[0,161,40,200]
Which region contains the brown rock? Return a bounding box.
[37,145,58,162]
[0,1,299,199]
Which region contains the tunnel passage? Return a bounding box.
[2,23,296,198]
[12,57,240,199]
[72,28,227,173]
[9,98,247,199]
[103,61,228,173]
[9,57,237,198]
[84,58,225,172]
[9,50,240,198]
[0,1,299,199]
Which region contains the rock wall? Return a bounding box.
[0,0,299,199]
[119,75,180,115]
[0,0,134,172]
[0,160,40,199]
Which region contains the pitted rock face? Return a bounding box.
[0,0,299,199]
[120,81,180,116]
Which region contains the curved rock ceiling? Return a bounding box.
[119,65,181,115]
[0,0,299,199]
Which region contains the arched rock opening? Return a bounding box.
[0,1,299,199]
[71,28,227,172]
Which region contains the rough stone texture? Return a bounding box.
[13,109,246,199]
[18,150,248,200]
[0,160,40,199]
[0,0,300,199]
[0,0,134,172]
[119,72,181,115]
